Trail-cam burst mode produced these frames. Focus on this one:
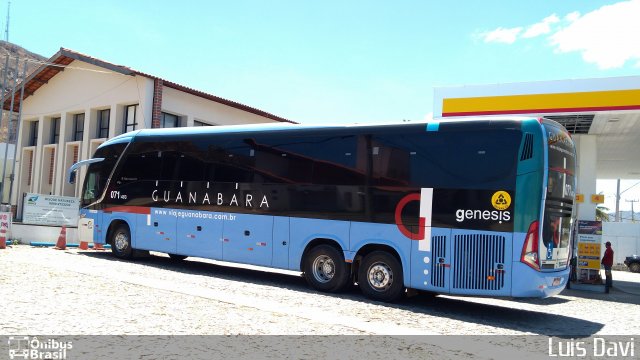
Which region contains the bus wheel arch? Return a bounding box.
[107,220,133,259]
[301,239,350,293]
[355,244,405,302]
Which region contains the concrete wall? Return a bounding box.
[162,86,275,126]
[603,222,640,265]
[11,223,79,245]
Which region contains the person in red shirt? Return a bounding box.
[601,241,614,293]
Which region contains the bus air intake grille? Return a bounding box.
[452,234,505,290]
[520,133,534,161]
[430,235,447,288]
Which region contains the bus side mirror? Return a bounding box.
[68,169,77,184]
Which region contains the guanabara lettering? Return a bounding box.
[151,189,270,208]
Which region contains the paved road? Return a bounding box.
[1,245,639,358]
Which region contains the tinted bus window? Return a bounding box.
[119,152,161,181]
[371,129,520,189]
[214,138,256,183]
[249,133,359,185]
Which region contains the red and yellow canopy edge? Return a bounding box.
[442,89,640,116]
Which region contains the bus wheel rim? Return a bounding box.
[312,255,335,283]
[368,262,392,291]
[115,232,129,251]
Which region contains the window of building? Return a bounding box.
[161,112,180,128]
[124,104,138,133]
[50,117,60,144]
[29,121,39,146]
[194,120,210,126]
[73,113,85,141]
[97,109,110,138]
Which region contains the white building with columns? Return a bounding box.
[3,48,293,220]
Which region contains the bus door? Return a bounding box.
[78,209,101,244]
[449,229,512,296]
[222,213,274,267]
[176,210,223,260]
[411,228,452,293]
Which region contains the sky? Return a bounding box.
[5,0,640,212]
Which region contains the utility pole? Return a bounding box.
[615,179,621,222]
[4,1,10,42]
[626,199,639,222]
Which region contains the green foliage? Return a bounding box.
[596,206,610,222]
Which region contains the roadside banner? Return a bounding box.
[22,193,79,226]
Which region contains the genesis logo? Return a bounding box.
[394,188,513,247]
[456,190,512,224]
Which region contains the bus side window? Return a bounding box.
[211,138,255,183]
[118,149,161,182]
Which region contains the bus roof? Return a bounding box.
[99,116,541,149]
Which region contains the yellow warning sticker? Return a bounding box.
[491,191,511,210]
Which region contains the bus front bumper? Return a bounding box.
[511,262,570,298]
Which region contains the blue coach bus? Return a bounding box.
[68,117,576,302]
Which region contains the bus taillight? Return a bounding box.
[521,220,540,271]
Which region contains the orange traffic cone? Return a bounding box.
[93,243,105,251]
[0,229,6,249]
[54,226,67,250]
[78,240,89,250]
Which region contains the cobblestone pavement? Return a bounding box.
[1,245,639,358]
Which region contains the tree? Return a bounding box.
[596,205,610,222]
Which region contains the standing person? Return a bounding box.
[601,241,614,293]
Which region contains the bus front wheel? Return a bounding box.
[111,224,133,259]
[303,244,350,293]
[358,251,404,302]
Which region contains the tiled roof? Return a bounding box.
[3,48,294,123]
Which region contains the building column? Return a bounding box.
[53,112,68,195]
[151,79,163,128]
[108,104,117,138]
[81,108,92,159]
[574,134,598,221]
[31,116,45,192]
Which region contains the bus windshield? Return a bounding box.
[541,122,576,270]
[81,142,127,207]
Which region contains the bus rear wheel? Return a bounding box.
[303,244,350,293]
[111,224,133,259]
[358,251,404,302]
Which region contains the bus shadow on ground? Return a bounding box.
[399,293,603,336]
[80,251,603,336]
[560,286,640,305]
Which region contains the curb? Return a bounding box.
[30,241,112,249]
